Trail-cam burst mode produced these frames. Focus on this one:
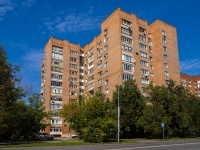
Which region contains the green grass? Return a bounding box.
[0,141,92,149]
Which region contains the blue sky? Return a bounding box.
[0,0,200,93]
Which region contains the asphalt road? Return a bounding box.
[2,139,200,150]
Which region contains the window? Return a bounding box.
[88,82,94,89]
[197,80,200,88]
[164,63,168,68]
[165,71,169,76]
[140,52,148,58]
[162,30,166,36]
[88,47,94,55]
[105,89,109,94]
[51,96,62,101]
[97,41,102,48]
[105,79,109,85]
[80,69,84,73]
[98,63,102,69]
[104,62,108,68]
[139,43,147,49]
[51,111,60,117]
[52,88,62,94]
[121,28,132,36]
[98,48,102,54]
[70,50,78,55]
[98,71,102,76]
[98,79,102,84]
[140,60,148,66]
[141,87,148,93]
[165,80,170,85]
[163,54,167,60]
[70,57,78,62]
[104,53,108,59]
[141,78,149,84]
[121,36,132,45]
[50,126,62,132]
[88,68,94,75]
[150,56,153,61]
[70,77,77,82]
[122,54,134,62]
[52,46,63,53]
[122,19,131,27]
[52,66,63,73]
[122,63,134,72]
[104,37,108,43]
[105,70,108,76]
[70,70,77,75]
[123,73,134,80]
[52,59,63,66]
[122,45,132,52]
[141,69,148,75]
[69,84,78,89]
[70,63,78,68]
[70,91,78,96]
[150,73,154,77]
[162,38,166,44]
[139,27,146,33]
[51,81,62,87]
[150,65,153,69]
[89,61,94,67]
[51,119,62,124]
[139,35,146,41]
[88,75,94,82]
[163,46,167,51]
[52,74,62,80]
[52,53,63,59]
[98,86,102,91]
[104,45,108,50]
[104,29,107,36]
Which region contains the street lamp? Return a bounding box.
[118,71,123,143]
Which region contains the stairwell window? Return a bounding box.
[163,54,167,60]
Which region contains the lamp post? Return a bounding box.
[118,71,123,143]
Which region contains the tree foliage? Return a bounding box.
[112,79,146,138]
[61,92,117,142]
[138,79,200,138]
[0,46,24,139]
[0,46,49,140]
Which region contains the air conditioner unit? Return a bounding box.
[145,74,148,77]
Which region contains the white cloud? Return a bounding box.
[0,0,15,18]
[180,56,200,75]
[44,9,104,33]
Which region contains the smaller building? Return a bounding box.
[180,73,200,96]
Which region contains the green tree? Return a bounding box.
[139,79,200,138]
[0,46,24,140]
[61,92,117,142]
[10,93,50,140]
[112,79,146,138]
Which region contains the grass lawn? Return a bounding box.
[0,140,92,149]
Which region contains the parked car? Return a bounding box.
[32,133,54,140]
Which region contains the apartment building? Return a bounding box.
[41,38,84,136]
[180,73,200,96]
[83,8,180,98]
[41,8,180,136]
